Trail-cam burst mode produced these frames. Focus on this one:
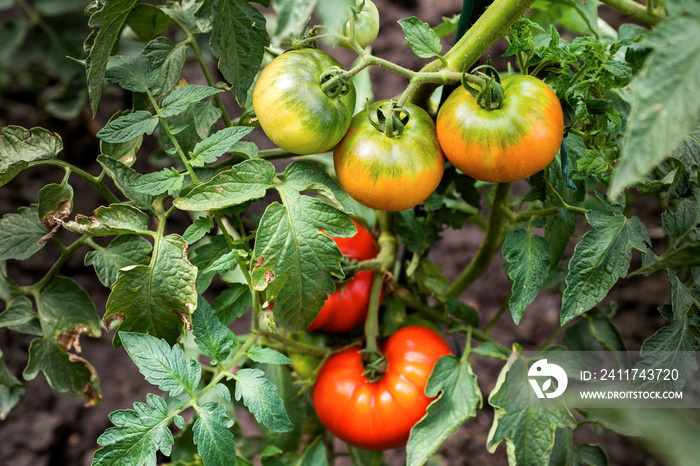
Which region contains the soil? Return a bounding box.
[0,1,687,465]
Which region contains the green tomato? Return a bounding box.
[341,0,380,49]
[252,49,356,155]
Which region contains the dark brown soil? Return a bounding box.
[0,1,685,465]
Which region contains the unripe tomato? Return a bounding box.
[312,326,452,450]
[334,101,445,211]
[308,219,382,332]
[341,0,380,49]
[252,48,356,155]
[436,74,564,183]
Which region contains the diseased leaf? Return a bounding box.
[104,234,197,346]
[610,8,700,197]
[407,356,482,465]
[561,210,649,324]
[0,205,46,260]
[197,0,269,104]
[64,204,151,236]
[174,158,275,211]
[0,126,63,178]
[120,332,201,396]
[93,393,174,466]
[233,368,293,432]
[503,230,552,324]
[85,235,153,288]
[36,276,102,339]
[193,402,237,466]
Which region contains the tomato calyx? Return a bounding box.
[462,64,505,110]
[320,67,353,99]
[367,100,410,137]
[361,347,387,382]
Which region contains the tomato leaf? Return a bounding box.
[85,235,153,288]
[173,158,275,211]
[97,111,159,144]
[0,297,37,330]
[0,205,46,260]
[561,210,649,325]
[549,428,609,466]
[609,5,700,198]
[84,0,139,115]
[189,126,254,168]
[64,204,152,237]
[296,436,328,466]
[98,155,157,209]
[233,368,293,432]
[130,167,184,196]
[487,353,576,465]
[281,161,355,214]
[126,3,172,42]
[141,37,187,99]
[160,85,223,119]
[159,100,222,157]
[0,349,24,420]
[120,331,201,396]
[212,283,251,325]
[406,355,482,466]
[93,393,175,466]
[104,234,197,346]
[192,401,237,466]
[105,55,160,93]
[247,346,293,365]
[192,295,235,364]
[0,127,63,186]
[183,216,215,245]
[503,229,552,324]
[398,16,443,60]
[631,243,700,276]
[197,0,269,105]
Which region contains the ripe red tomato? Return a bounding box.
[252,48,356,155]
[334,101,445,211]
[436,74,564,183]
[312,326,452,450]
[308,219,382,332]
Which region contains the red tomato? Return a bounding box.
[312,326,452,450]
[308,219,382,332]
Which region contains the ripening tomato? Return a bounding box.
[334,101,445,211]
[436,74,564,183]
[252,48,356,155]
[312,326,452,450]
[308,219,382,332]
[341,0,380,49]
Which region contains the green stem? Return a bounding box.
[260,329,330,358]
[447,182,512,298]
[502,204,588,223]
[409,0,537,106]
[484,297,509,333]
[598,0,665,25]
[26,160,120,204]
[21,236,89,295]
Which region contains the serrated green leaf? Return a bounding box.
[297,436,328,466]
[159,100,221,158]
[610,10,700,198]
[212,283,251,325]
[0,296,36,329]
[174,158,275,210]
[0,205,46,260]
[64,204,151,236]
[473,342,509,360]
[487,354,576,466]
[282,161,355,214]
[407,356,482,465]
[398,16,443,59]
[98,155,156,209]
[578,408,642,437]
[85,235,153,288]
[198,0,269,105]
[120,332,201,396]
[105,55,160,93]
[93,393,174,466]
[561,210,649,324]
[549,428,609,466]
[0,126,62,175]
[0,349,24,420]
[183,216,215,244]
[105,234,197,346]
[193,401,237,466]
[233,368,293,432]
[37,182,73,221]
[271,0,317,43]
[251,192,354,331]
[160,85,223,118]
[192,295,233,363]
[661,190,700,242]
[23,337,99,401]
[503,230,552,324]
[631,243,700,276]
[37,276,101,338]
[97,111,158,144]
[189,236,231,292]
[189,126,254,168]
[413,258,450,300]
[141,36,187,99]
[247,346,293,365]
[130,167,184,196]
[126,3,172,41]
[84,0,140,115]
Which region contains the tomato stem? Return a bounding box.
[598,0,665,25]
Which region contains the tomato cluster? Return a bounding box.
[307,219,383,333]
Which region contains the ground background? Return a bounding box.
[0,0,679,464]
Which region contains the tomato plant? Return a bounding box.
[436,74,564,182]
[1,0,699,465]
[312,325,452,450]
[308,219,383,332]
[253,48,356,154]
[334,100,445,211]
